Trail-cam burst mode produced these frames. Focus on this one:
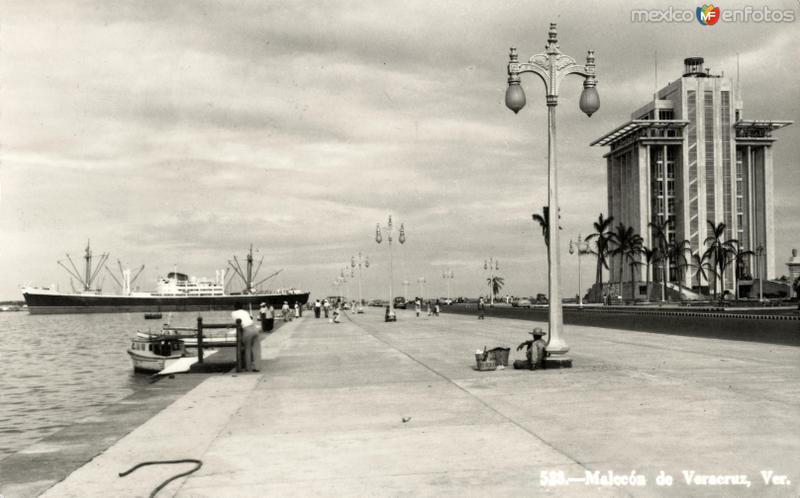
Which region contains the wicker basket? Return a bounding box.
[475,358,497,371]
[489,347,510,366]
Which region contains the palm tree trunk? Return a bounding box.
[646,263,651,302]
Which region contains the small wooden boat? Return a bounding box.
[127,335,187,373]
[144,312,163,320]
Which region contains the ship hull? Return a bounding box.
[22,291,310,315]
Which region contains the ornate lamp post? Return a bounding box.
[568,234,590,307]
[351,252,369,312]
[505,23,599,359]
[442,269,454,302]
[376,215,406,319]
[484,258,499,306]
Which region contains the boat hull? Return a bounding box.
[127,350,184,373]
[22,291,311,315]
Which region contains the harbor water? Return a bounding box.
[0,309,236,461]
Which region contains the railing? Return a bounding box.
[168,318,245,372]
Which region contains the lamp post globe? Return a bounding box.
[505,80,526,114]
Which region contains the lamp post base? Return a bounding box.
[545,356,573,369]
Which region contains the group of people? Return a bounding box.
[312,298,343,323]
[413,298,441,317]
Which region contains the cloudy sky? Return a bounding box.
[1,0,798,301]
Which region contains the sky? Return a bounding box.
[1,0,798,301]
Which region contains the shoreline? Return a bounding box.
[0,318,289,498]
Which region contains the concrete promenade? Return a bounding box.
[31,309,800,496]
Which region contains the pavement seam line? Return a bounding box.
[343,312,616,482]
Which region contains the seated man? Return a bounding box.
[514,327,547,370]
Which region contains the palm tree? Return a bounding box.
[639,245,657,301]
[487,275,505,303]
[531,206,550,247]
[703,220,732,301]
[726,240,754,300]
[668,239,692,300]
[648,216,673,301]
[625,234,644,301]
[611,223,641,301]
[586,213,614,300]
[688,251,717,297]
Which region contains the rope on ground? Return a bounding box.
[118,458,202,498]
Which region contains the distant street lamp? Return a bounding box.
[568,235,590,307]
[505,22,599,358]
[402,279,410,299]
[417,276,426,299]
[351,252,369,312]
[484,258,500,306]
[756,245,765,303]
[442,269,454,302]
[376,215,406,319]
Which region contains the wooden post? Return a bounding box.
[197,316,204,364]
[235,319,243,373]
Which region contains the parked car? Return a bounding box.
[515,298,532,308]
[393,296,408,309]
[534,293,549,305]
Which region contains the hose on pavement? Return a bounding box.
[118,458,202,498]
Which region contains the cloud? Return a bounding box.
[1,0,798,299]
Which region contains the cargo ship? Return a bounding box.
[21,243,310,314]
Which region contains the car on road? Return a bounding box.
[393,297,408,309]
[512,298,532,308]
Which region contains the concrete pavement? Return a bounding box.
[35,309,800,497]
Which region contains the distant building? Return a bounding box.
[592,57,792,296]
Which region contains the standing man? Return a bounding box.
[314,299,322,318]
[281,301,290,321]
[415,298,421,317]
[477,297,486,320]
[259,302,268,332]
[232,305,261,372]
[323,299,330,318]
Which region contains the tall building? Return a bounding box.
[591,57,792,296]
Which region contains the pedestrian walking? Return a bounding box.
[415,298,421,317]
[323,299,330,318]
[426,301,432,316]
[281,301,290,321]
[477,297,485,320]
[434,300,440,317]
[314,299,321,318]
[294,302,300,318]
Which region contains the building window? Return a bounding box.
[687,91,698,248]
[704,90,715,224]
[721,91,732,242]
[659,109,674,120]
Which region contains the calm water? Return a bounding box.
[0,310,234,461]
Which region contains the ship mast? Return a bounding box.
[57,240,109,292]
[84,241,92,291]
[227,245,267,294]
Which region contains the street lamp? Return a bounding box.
[376,215,406,320]
[442,269,454,302]
[505,23,599,360]
[484,258,500,306]
[417,276,426,299]
[755,245,765,303]
[352,252,369,312]
[568,234,589,307]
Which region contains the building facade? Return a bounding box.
[592,57,791,295]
